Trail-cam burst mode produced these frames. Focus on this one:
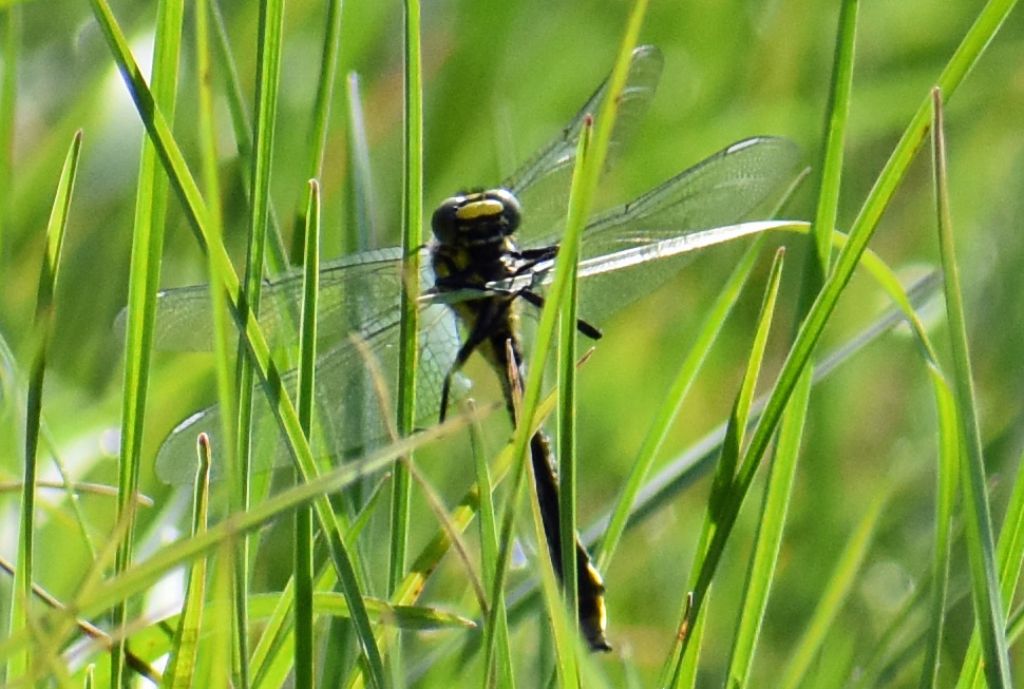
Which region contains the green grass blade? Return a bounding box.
[232,4,286,686]
[920,364,960,689]
[932,88,1012,688]
[193,3,244,685]
[556,205,581,660]
[956,442,1024,688]
[390,0,424,600]
[811,0,857,276]
[194,0,235,471]
[162,434,213,688]
[208,0,289,273]
[670,248,785,689]
[777,490,890,689]
[294,180,321,689]
[112,1,183,683]
[10,129,79,682]
[250,482,387,689]
[289,0,341,261]
[204,541,235,688]
[676,0,1019,661]
[538,110,595,689]
[467,404,514,688]
[726,361,810,689]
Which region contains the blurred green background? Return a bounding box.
[0,0,1022,685]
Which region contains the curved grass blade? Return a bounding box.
[669,248,786,688]
[10,129,79,681]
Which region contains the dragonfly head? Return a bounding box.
[431,188,522,247]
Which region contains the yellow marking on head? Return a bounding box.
[455,198,504,221]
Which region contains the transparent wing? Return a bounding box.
[148,247,407,352]
[504,45,664,243]
[148,248,467,485]
[515,137,804,323]
[579,137,802,256]
[155,302,461,485]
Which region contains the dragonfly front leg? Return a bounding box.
[516,288,603,340]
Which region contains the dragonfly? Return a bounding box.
[148,45,803,650]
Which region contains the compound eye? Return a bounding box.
[431,195,465,242]
[488,189,521,232]
[431,189,523,243]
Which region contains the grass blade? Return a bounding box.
[162,434,213,688]
[932,88,1012,687]
[231,4,287,686]
[294,180,321,689]
[921,364,961,689]
[10,129,79,681]
[289,0,341,259]
[467,404,514,688]
[193,3,245,685]
[390,0,424,601]
[954,442,1024,688]
[112,1,183,683]
[725,354,810,689]
[208,0,289,273]
[343,72,378,252]
[669,248,785,688]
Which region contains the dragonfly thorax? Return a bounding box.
[430,188,522,247]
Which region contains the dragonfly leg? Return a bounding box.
[517,289,603,340]
[439,299,517,423]
[512,245,559,264]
